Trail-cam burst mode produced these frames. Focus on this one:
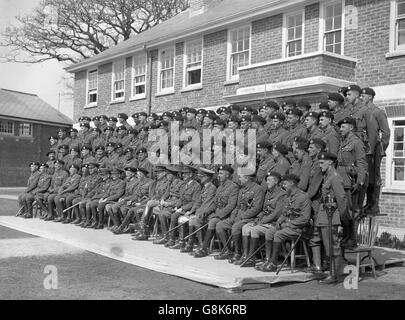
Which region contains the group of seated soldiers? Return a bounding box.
[17,84,389,284]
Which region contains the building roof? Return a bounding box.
[0,88,73,126]
[66,0,303,72]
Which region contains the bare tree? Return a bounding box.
[0,0,189,64]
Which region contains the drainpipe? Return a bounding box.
[146,46,153,114]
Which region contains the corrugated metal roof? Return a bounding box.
[0,89,73,126]
[66,0,300,72]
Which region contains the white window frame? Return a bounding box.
[86,69,98,107]
[389,0,405,54]
[282,9,305,58]
[226,24,252,82]
[0,119,14,136]
[19,123,33,137]
[384,116,405,191]
[319,0,345,55]
[111,59,126,101]
[183,38,203,89]
[131,53,147,100]
[157,46,176,94]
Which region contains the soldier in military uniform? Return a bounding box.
[56,128,71,149]
[268,113,288,145]
[89,168,126,229]
[20,163,51,219]
[64,147,83,171]
[270,142,290,177]
[80,168,111,227]
[285,108,307,149]
[105,142,120,169]
[91,128,105,151]
[44,160,69,221]
[289,140,311,191]
[361,87,391,216]
[180,168,217,253]
[319,111,340,155]
[57,144,69,162]
[33,164,54,218]
[71,163,102,225]
[215,171,264,264]
[137,147,153,178]
[312,152,349,283]
[304,112,323,141]
[53,164,81,223]
[259,101,280,134]
[256,142,274,187]
[252,115,269,145]
[259,174,311,272]
[104,126,118,145]
[327,92,346,125]
[78,123,94,149]
[49,135,59,154]
[69,128,81,151]
[94,146,108,168]
[45,150,57,174]
[133,112,148,131]
[241,172,286,268]
[337,117,368,249]
[118,113,132,131]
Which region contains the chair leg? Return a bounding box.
[291,241,296,272]
[369,252,377,279]
[356,252,361,282]
[151,218,159,239]
[302,241,311,268]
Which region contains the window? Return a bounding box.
[396,0,405,48]
[19,123,32,137]
[324,1,343,54]
[228,25,251,80]
[112,59,125,100]
[184,39,203,88]
[385,118,405,190]
[0,119,14,135]
[132,54,147,98]
[285,11,304,57]
[158,47,175,93]
[87,69,98,105]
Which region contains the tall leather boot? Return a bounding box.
[307,246,324,274]
[319,256,340,284]
[214,231,233,260]
[342,218,358,249]
[234,236,250,265]
[364,184,374,214]
[256,240,273,271]
[181,225,195,253]
[228,234,242,264]
[241,237,259,268]
[194,228,215,258]
[262,241,281,272]
[369,185,381,216]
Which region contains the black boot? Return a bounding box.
[319,256,340,284]
[262,241,281,272]
[228,234,242,264]
[214,231,233,260]
[234,236,250,265]
[342,219,358,249]
[256,240,272,271]
[307,246,324,275]
[194,229,215,258]
[241,237,259,268]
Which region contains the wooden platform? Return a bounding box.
[0,216,319,291]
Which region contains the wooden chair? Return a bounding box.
[343,217,379,280]
[290,238,311,272]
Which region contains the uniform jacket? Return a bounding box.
[285,123,307,148]
[74,174,91,197]
[176,179,201,211]
[106,152,120,169]
[256,185,286,225]
[69,138,81,151]
[91,137,105,150]
[193,181,217,216]
[256,155,275,185]
[211,179,239,220]
[316,167,347,227]
[271,155,290,177]
[138,157,153,177]
[121,177,139,200]
[25,171,41,193]
[365,103,390,154]
[58,173,81,195]
[94,155,108,168]
[337,132,368,188]
[33,173,52,194]
[64,155,82,171]
[321,125,340,155]
[268,127,288,145]
[306,126,323,141]
[231,180,265,222]
[277,188,311,230]
[77,174,102,198]
[82,154,96,166]
[48,169,69,194]
[104,178,126,201]
[149,176,171,201]
[167,178,185,205]
[289,153,312,191]
[92,179,111,200]
[306,156,323,200]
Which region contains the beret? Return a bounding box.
[139,126,149,133]
[70,147,79,152]
[251,109,259,116]
[80,123,90,129]
[198,109,208,115]
[252,115,266,124]
[305,111,319,119]
[273,142,289,155]
[54,160,65,165]
[157,115,163,121]
[108,117,118,122]
[81,145,92,151]
[104,126,115,132]
[257,141,272,150]
[338,117,356,128]
[117,126,127,131]
[69,164,79,171]
[286,108,303,117]
[309,139,326,150]
[162,112,173,118]
[205,113,218,121]
[69,128,78,133]
[92,116,101,121]
[199,167,216,175]
[29,162,40,167]
[297,99,311,110]
[221,107,232,114]
[240,106,253,112]
[267,171,282,181]
[137,148,147,154]
[347,84,362,93]
[282,174,300,184]
[328,92,345,103]
[49,135,58,140]
[106,142,116,148]
[319,101,330,110]
[58,144,69,150]
[183,107,190,113]
[318,152,338,161]
[295,141,309,151]
[94,145,105,151]
[148,113,158,119]
[284,99,296,107]
[294,136,308,144]
[271,113,286,121]
[230,104,240,111]
[40,163,49,168]
[261,100,280,110]
[118,113,128,119]
[91,128,102,133]
[213,119,226,126]
[362,87,376,97]
[319,111,334,120]
[124,167,137,173]
[218,165,234,174]
[115,143,123,149]
[83,116,92,122]
[240,115,252,122]
[131,113,139,118]
[174,115,184,121]
[128,128,138,135]
[138,112,148,117]
[124,148,133,154]
[46,150,56,156]
[187,108,197,114]
[159,121,169,127]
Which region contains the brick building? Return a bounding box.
[66,0,405,235]
[0,89,72,187]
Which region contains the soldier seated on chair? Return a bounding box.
[18,162,41,218]
[241,171,286,269]
[259,174,311,273]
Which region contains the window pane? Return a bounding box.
[334,43,341,54]
[394,127,404,142]
[325,17,333,31]
[394,159,405,181]
[135,84,145,95]
[326,6,334,18]
[19,123,32,137]
[399,19,405,45]
[398,0,405,15]
[288,28,295,40]
[288,16,295,28]
[187,69,201,85]
[296,26,302,39]
[334,3,342,15]
[296,13,302,25]
[334,15,342,29]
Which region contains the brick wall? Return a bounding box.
[304,3,320,54]
[0,122,69,187]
